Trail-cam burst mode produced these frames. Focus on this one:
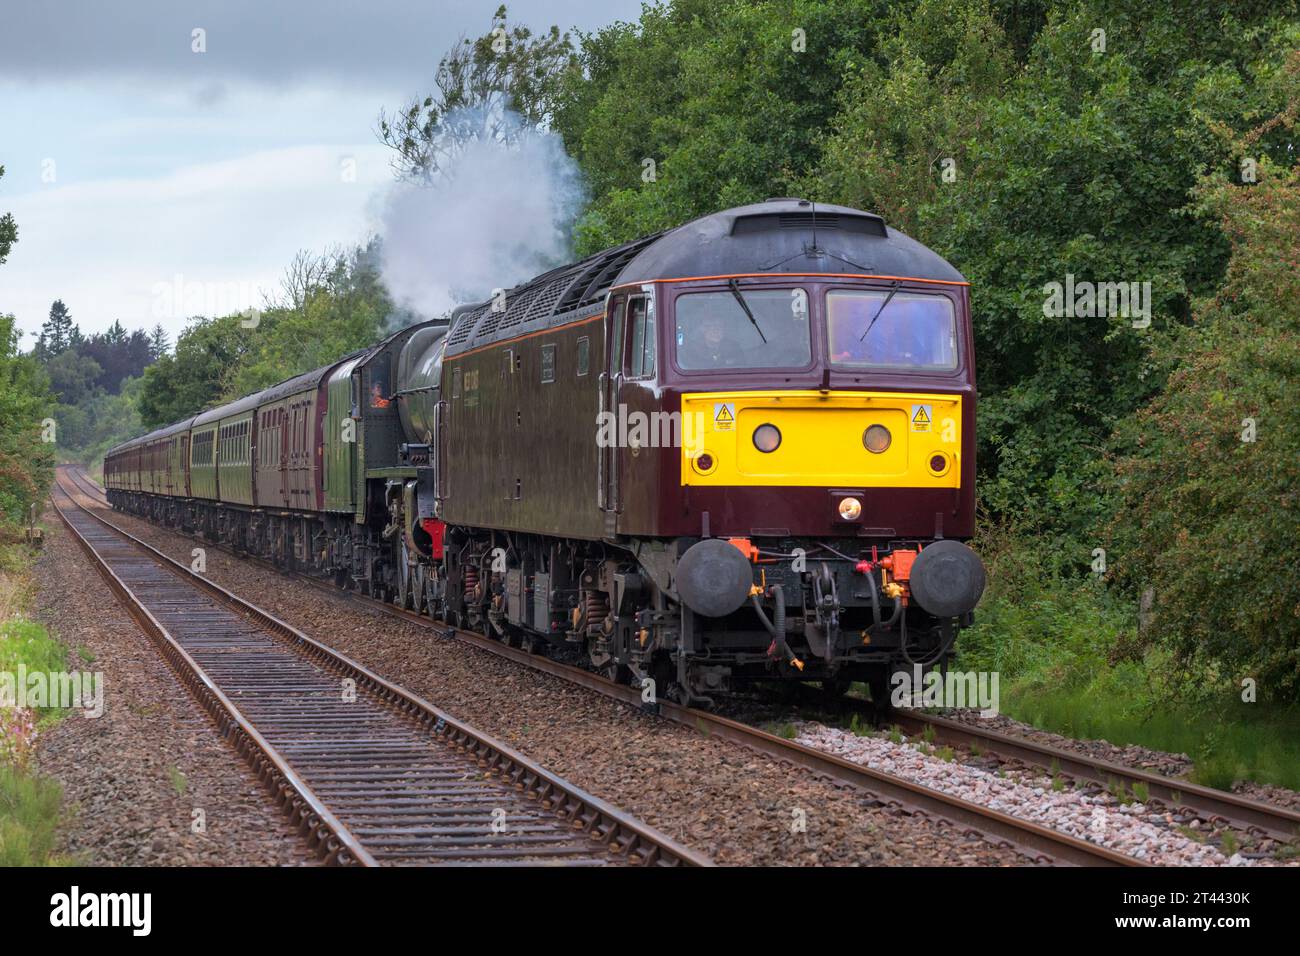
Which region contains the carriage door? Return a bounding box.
[600,295,628,530]
[280,407,291,504]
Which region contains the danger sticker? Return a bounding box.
[911,404,932,432]
[713,402,736,431]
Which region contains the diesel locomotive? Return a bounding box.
[104,199,986,707]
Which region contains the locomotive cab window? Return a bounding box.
[674,287,811,370]
[625,297,655,379]
[826,289,958,371]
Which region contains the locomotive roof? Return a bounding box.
[444,199,964,357]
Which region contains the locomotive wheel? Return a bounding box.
[598,661,630,685]
[396,566,412,610]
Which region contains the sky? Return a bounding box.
[0,0,642,345]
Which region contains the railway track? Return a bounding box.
[50,469,708,867]
[82,463,1300,865]
[66,467,1143,866]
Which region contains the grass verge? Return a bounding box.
[956,538,1300,792]
[0,531,73,865]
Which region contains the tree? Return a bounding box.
[44,349,102,402]
[550,0,893,254]
[0,164,15,266]
[1109,70,1300,698]
[138,315,252,429]
[148,324,170,360]
[0,314,54,524]
[36,299,77,360]
[377,4,577,181]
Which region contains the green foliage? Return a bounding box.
[57,376,145,468]
[137,243,390,429]
[553,0,891,254]
[0,315,55,525]
[807,0,1015,236]
[0,764,67,866]
[1109,102,1300,699]
[0,168,15,265]
[138,314,251,430]
[379,4,578,181]
[0,617,70,692]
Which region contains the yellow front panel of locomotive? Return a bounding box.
[679,390,962,488]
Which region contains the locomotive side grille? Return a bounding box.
[522,273,571,323]
[496,281,547,331]
[447,303,489,346]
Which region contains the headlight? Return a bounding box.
[928,452,950,476]
[691,452,716,475]
[863,424,891,454]
[838,497,862,520]
[752,424,781,453]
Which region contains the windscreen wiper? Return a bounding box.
[728,278,767,344]
[859,280,902,341]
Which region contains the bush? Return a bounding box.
[1109,118,1300,700]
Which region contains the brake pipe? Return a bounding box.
[752,583,802,671]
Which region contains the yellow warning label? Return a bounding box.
[911,404,932,433]
[714,402,736,431]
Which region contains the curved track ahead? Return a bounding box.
[51,468,708,867]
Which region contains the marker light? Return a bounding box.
[752,424,782,453]
[863,425,891,454]
[838,497,863,521]
[929,453,950,475]
[692,452,716,475]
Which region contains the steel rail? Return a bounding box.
[73,467,1299,848]
[889,711,1300,844]
[51,469,709,867]
[75,468,1146,865]
[74,470,1140,867]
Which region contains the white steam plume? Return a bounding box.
[377,108,587,320]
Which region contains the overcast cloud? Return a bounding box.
[0,0,642,342]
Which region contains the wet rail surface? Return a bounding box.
[51,470,708,867]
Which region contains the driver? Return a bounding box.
[679,313,740,368]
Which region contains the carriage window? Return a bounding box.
[674,288,811,371]
[826,290,958,371]
[576,336,590,376]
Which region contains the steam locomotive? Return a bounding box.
[104,199,986,707]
